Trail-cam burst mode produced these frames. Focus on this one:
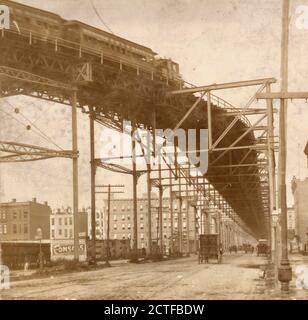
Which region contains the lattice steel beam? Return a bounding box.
[0,141,75,162]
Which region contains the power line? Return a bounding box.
[1,99,63,150]
[90,0,114,34]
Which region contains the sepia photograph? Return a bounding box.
[0,0,308,308]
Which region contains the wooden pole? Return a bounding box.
[132,122,138,261]
[278,0,292,292]
[90,112,96,264]
[71,91,79,262]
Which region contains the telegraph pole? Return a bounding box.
[96,184,124,266]
[71,90,79,262]
[132,121,138,262]
[277,0,292,292]
[89,111,96,264]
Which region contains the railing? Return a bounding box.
[2,22,177,86]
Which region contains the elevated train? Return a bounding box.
[2,0,182,85]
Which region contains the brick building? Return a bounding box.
[0,198,51,241]
[50,208,88,240]
[103,193,196,254]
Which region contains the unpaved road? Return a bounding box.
[1,254,268,300]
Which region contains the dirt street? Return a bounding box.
[0,254,270,300]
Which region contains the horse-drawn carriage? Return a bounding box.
[198,234,221,264]
[257,239,269,256]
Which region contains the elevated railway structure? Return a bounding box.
[0,0,278,260]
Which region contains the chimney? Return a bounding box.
[12,198,16,203]
[32,197,37,203]
[44,201,48,206]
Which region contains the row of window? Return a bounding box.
[112,233,170,240]
[51,217,73,226]
[51,228,73,239]
[12,224,28,234]
[112,222,187,231]
[113,213,186,221]
[0,224,7,234]
[112,203,188,212]
[0,211,28,220]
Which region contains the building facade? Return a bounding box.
[87,209,105,240]
[0,198,51,241]
[50,208,88,240]
[292,177,308,249]
[103,193,196,254]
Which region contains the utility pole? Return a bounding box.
[278,0,292,292]
[96,184,124,266]
[131,121,138,262]
[169,168,174,256]
[89,111,96,264]
[71,90,79,262]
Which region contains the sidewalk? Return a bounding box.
[264,253,308,299]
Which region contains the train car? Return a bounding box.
[3,0,182,85]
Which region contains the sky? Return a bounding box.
[1,0,308,210]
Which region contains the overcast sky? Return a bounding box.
[1,0,308,210]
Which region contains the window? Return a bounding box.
[69,217,73,225]
[58,229,62,236]
[121,215,125,221]
[0,224,2,234]
[114,234,117,239]
[24,224,28,233]
[122,224,125,230]
[140,233,144,240]
[113,224,117,230]
[140,223,144,230]
[127,206,130,211]
[51,230,55,238]
[64,218,68,226]
[128,224,131,230]
[113,215,117,221]
[3,224,7,234]
[13,224,17,234]
[51,218,55,226]
[2,212,6,220]
[13,212,17,219]
[113,206,117,212]
[121,205,125,212]
[23,211,28,219]
[59,218,62,226]
[127,215,131,220]
[163,214,167,220]
[69,229,73,238]
[140,214,144,221]
[140,205,143,211]
[64,229,68,238]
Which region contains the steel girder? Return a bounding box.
[0,141,75,162]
